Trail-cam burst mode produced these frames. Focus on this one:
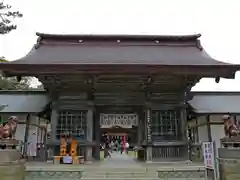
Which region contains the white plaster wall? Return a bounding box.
[198,125,208,143]
[9,115,46,143]
[210,124,224,157]
[15,124,26,142]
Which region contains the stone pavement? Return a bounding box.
[100,151,141,168]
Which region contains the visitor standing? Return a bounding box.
[125,141,129,154]
[103,133,111,158]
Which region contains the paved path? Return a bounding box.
[100,151,141,168]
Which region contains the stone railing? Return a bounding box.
[26,171,83,180]
[218,148,240,180]
[157,166,206,180]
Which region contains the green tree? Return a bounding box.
[0,1,22,34]
[0,3,28,89]
[0,57,31,90]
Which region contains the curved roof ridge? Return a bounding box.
[36,32,201,41]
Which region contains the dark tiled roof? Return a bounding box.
[0,93,49,113]
[8,33,230,65]
[189,93,240,114]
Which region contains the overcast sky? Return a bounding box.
[1,0,240,90]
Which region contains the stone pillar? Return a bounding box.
[146,105,152,162]
[0,139,25,180]
[86,104,94,162]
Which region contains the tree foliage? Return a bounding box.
[0,2,28,90]
[0,1,22,34]
[0,57,31,90]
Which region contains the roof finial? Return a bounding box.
[34,36,42,49]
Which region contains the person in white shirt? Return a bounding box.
[125,141,129,154]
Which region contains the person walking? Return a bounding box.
[103,133,111,158]
[125,141,129,154]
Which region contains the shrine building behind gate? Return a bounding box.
[0,33,239,162]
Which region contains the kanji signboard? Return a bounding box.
[202,141,215,170]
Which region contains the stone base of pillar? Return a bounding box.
[146,146,152,162]
[146,160,153,163]
[185,160,192,164]
[85,160,92,164]
[0,139,25,180]
[85,147,93,162]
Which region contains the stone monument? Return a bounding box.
[219,115,240,180]
[0,116,25,180]
[221,115,240,147]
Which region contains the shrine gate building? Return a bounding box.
[0,33,239,162]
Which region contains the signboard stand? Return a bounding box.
[202,141,217,180]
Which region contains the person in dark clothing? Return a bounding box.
[103,133,111,158]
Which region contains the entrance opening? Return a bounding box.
[99,112,139,160]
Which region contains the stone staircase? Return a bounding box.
[25,152,207,180]
[26,166,208,180]
[81,167,159,180]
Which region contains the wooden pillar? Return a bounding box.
[181,107,188,141]
[181,107,190,160]
[47,102,58,158]
[50,102,58,143]
[206,115,212,142]
[86,102,94,162]
[146,103,152,162]
[234,115,237,125]
[23,114,30,157]
[94,107,100,160]
[137,115,142,144]
[196,117,199,143]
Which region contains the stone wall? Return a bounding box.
[0,162,25,180]
[218,148,240,180]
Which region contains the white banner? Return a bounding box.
[202,141,215,170]
[100,113,138,128]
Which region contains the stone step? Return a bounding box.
[83,172,157,174]
[83,168,156,172]
[81,178,204,180]
[82,174,158,178]
[82,178,160,180]
[83,176,158,178]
